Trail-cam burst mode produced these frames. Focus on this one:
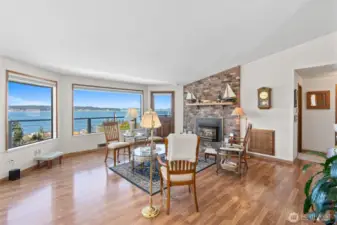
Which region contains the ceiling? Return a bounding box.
[0,0,336,85]
[296,64,337,79]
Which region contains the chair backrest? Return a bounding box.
[103,121,120,142]
[164,134,200,175]
[242,123,252,152]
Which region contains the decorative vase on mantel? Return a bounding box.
[217,92,222,103]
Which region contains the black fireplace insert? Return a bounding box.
[195,118,223,142]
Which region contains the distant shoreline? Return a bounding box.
[8,106,169,112]
[8,109,124,112]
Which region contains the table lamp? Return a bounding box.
[140,109,161,218]
[125,108,138,133]
[231,107,247,130]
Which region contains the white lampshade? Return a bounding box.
[231,107,245,116]
[125,108,138,120]
[141,110,161,129]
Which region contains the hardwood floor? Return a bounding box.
[0,150,316,225]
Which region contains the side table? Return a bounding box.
[216,146,244,176]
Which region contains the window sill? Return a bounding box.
[6,138,58,153]
[72,131,129,137]
[72,132,104,137]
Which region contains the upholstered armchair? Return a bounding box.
[157,134,201,215]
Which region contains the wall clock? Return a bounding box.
[258,87,272,109]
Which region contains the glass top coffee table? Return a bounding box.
[131,144,165,171]
[123,132,148,145]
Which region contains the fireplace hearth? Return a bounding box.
[195,118,223,143]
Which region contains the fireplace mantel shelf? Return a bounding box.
[186,102,233,107]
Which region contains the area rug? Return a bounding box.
[109,157,215,195]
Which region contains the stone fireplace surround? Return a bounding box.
[183,66,240,151]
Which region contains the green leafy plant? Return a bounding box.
[12,122,24,147]
[303,151,337,224]
[31,127,44,141]
[119,121,130,131]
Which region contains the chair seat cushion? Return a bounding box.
[108,142,130,149]
[148,136,163,142]
[160,166,193,182]
[204,147,217,154]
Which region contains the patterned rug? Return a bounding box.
[109,156,215,195]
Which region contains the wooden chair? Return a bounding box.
[157,134,201,215]
[103,121,131,167]
[232,123,252,169]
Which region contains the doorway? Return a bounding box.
[150,91,175,137]
[335,84,337,145]
[297,84,302,152]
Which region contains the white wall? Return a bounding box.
[147,85,184,134]
[301,74,337,152]
[0,58,61,179]
[241,31,337,161]
[0,57,148,179]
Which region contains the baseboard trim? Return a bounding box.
[0,147,104,183]
[301,149,313,153]
[247,152,294,165]
[63,148,104,158]
[300,149,327,154]
[0,164,38,183]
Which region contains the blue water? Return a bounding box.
[8,110,171,134]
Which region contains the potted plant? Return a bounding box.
[303,152,337,224]
[96,119,114,133]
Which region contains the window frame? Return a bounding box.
[5,70,58,151]
[71,83,144,136]
[150,91,175,134]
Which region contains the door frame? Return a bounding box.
[335,84,337,145]
[297,84,302,153]
[150,91,175,133]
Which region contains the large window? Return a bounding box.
[6,71,57,150]
[72,85,143,135]
[152,92,173,116]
